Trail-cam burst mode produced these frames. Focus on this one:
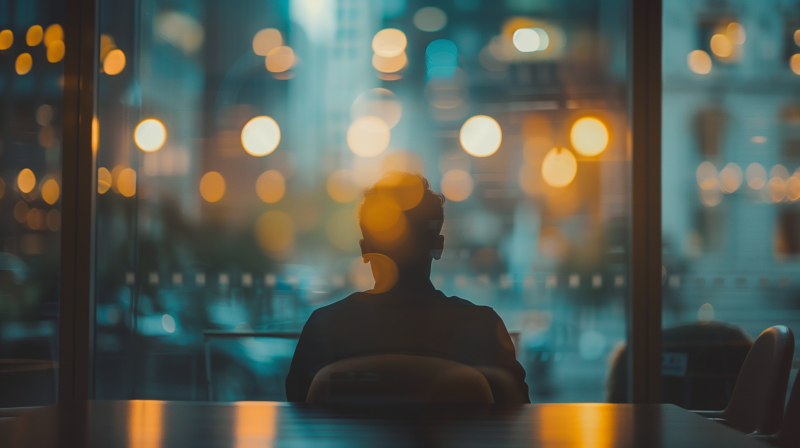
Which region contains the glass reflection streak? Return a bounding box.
[235,402,277,448]
[128,400,164,448]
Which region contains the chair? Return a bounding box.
[306,354,494,404]
[771,369,800,447]
[694,326,794,435]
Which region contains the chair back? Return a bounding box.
[723,326,794,434]
[775,369,800,446]
[306,354,494,404]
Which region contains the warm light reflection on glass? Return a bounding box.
[538,405,615,448]
[128,400,164,448]
[791,54,800,76]
[372,29,407,57]
[698,303,714,324]
[364,253,400,293]
[92,117,99,153]
[0,30,12,50]
[46,40,65,63]
[41,179,60,205]
[570,117,608,157]
[241,116,281,157]
[44,24,63,47]
[372,52,407,73]
[265,46,294,73]
[696,161,718,190]
[745,163,767,190]
[16,53,32,75]
[252,28,282,56]
[134,119,167,152]
[687,50,712,74]
[787,175,800,202]
[327,170,362,203]
[459,115,501,157]
[710,34,733,58]
[441,169,474,202]
[351,88,402,128]
[199,171,226,203]
[542,148,577,188]
[413,7,447,32]
[727,22,745,45]
[26,25,43,46]
[235,404,276,448]
[17,169,36,194]
[103,49,126,75]
[768,177,786,202]
[98,167,112,194]
[117,168,137,197]
[255,170,285,203]
[255,210,295,255]
[347,116,391,157]
[719,163,743,193]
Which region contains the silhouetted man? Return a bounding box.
[286,172,530,402]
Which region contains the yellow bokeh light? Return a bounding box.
[363,253,400,294]
[26,25,43,46]
[47,40,65,63]
[327,170,361,203]
[134,118,167,152]
[98,167,112,194]
[110,165,124,194]
[769,177,786,202]
[372,52,407,73]
[252,28,282,56]
[727,22,745,45]
[103,49,126,75]
[790,54,800,76]
[347,116,391,157]
[570,117,608,157]
[687,50,712,74]
[265,46,294,73]
[360,197,407,243]
[696,161,718,190]
[745,163,766,190]
[0,30,13,50]
[18,169,36,193]
[542,148,577,188]
[41,178,60,205]
[199,171,226,203]
[372,29,407,57]
[700,187,723,207]
[351,88,402,129]
[44,24,63,47]
[441,169,474,202]
[27,208,44,230]
[787,176,800,202]
[710,34,733,58]
[459,115,502,157]
[241,116,281,157]
[117,168,136,197]
[374,171,425,211]
[719,163,743,193]
[255,210,295,255]
[16,53,32,75]
[255,170,285,203]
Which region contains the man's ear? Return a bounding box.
[359,239,371,263]
[431,235,444,260]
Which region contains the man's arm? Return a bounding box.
[482,310,531,403]
[285,311,324,402]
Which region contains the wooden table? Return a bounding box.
[4,401,771,447]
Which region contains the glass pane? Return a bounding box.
[94,0,632,403]
[0,0,65,407]
[662,0,800,409]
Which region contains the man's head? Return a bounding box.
[358,172,445,273]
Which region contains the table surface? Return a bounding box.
[4,401,772,448]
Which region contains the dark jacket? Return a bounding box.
[285,280,530,402]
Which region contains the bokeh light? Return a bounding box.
[372,52,407,73]
[46,39,65,63]
[374,171,424,210]
[363,253,400,293]
[255,210,295,255]
[327,170,361,203]
[44,24,63,46]
[700,187,723,207]
[98,167,112,194]
[134,119,167,152]
[103,49,126,75]
[787,175,800,202]
[41,178,60,205]
[199,171,226,203]
[719,163,743,193]
[27,208,44,230]
[266,46,294,73]
[360,197,407,243]
[110,165,124,194]
[696,162,718,190]
[117,168,136,197]
[17,169,36,193]
[791,54,800,76]
[26,25,43,46]
[770,164,789,180]
[241,116,281,156]
[347,116,391,157]
[381,151,425,174]
[697,303,714,324]
[413,7,447,32]
[459,115,501,157]
[426,39,458,79]
[252,28,282,56]
[512,28,549,52]
[351,88,402,128]
[255,170,285,203]
[687,50,712,74]
[372,28,406,57]
[745,163,767,190]
[727,22,745,45]
[16,53,32,75]
[541,148,577,188]
[768,177,786,202]
[0,30,12,50]
[162,314,176,333]
[570,117,608,156]
[441,169,474,202]
[710,34,732,58]
[92,117,99,153]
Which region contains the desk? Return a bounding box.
[5,401,770,447]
